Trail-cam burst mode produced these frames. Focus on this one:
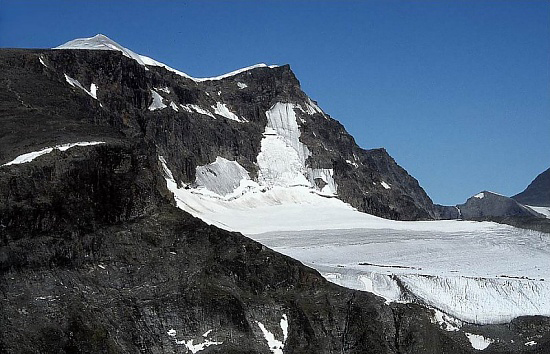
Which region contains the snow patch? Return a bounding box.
[148,90,167,111]
[64,74,98,100]
[308,168,337,195]
[156,86,171,94]
[39,56,47,67]
[474,192,485,199]
[257,103,312,188]
[257,314,288,354]
[170,102,179,112]
[2,142,105,166]
[431,309,462,332]
[527,206,550,218]
[168,328,222,353]
[237,82,248,89]
[180,104,215,119]
[176,338,223,353]
[89,83,97,99]
[465,333,493,350]
[346,159,359,168]
[381,181,391,190]
[195,157,252,197]
[525,341,537,346]
[211,102,246,122]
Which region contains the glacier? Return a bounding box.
[157,99,550,325]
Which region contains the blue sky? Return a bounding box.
[1,0,548,205]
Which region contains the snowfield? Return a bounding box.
[160,156,550,325]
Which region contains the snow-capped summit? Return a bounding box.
[54,34,277,82]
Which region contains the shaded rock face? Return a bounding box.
[0,48,437,220]
[457,191,541,220]
[513,168,550,207]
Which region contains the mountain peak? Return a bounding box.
[54,34,279,82]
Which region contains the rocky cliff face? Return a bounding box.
[2,41,550,353]
[513,168,550,207]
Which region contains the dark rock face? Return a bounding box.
[457,191,541,219]
[2,47,550,353]
[0,48,437,221]
[513,168,550,207]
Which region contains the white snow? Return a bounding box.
[431,308,462,332]
[237,82,248,89]
[169,328,222,353]
[175,338,222,353]
[157,86,171,94]
[257,314,288,354]
[527,206,550,218]
[474,192,485,199]
[194,157,252,197]
[148,90,167,111]
[346,159,359,168]
[257,102,318,189]
[180,104,215,119]
[2,142,105,166]
[89,83,98,99]
[193,63,279,82]
[55,34,277,82]
[465,333,493,350]
[381,181,391,190]
[525,341,537,346]
[298,97,324,115]
[64,74,98,100]
[308,168,337,195]
[39,56,47,67]
[211,102,246,122]
[170,102,179,112]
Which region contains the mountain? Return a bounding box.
[457,191,542,219]
[1,34,550,352]
[513,168,550,207]
[49,34,437,221]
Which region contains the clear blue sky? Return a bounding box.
[1,0,548,205]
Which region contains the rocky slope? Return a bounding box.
[513,168,550,207]
[457,191,542,219]
[1,37,550,352]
